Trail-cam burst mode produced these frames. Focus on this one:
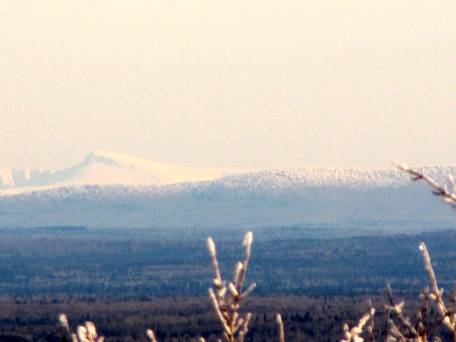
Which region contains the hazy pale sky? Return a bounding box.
[1,1,456,169]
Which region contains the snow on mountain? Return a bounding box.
[0,150,235,194]
[1,151,456,229]
[3,150,456,195]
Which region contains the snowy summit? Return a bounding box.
[0,150,234,194]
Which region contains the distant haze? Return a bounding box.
[1,1,456,169]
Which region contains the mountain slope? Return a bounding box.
[0,150,234,193]
[1,151,456,229]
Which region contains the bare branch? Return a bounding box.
[340,307,375,342]
[393,162,456,209]
[58,314,104,342]
[276,314,285,342]
[207,232,255,342]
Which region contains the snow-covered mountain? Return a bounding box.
[0,150,235,194]
[1,151,455,229]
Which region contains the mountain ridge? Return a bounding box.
[1,151,456,229]
[2,150,456,196]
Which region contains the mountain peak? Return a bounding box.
[89,149,122,159]
[0,150,234,193]
[83,150,152,168]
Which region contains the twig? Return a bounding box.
[385,284,419,339]
[419,242,456,341]
[146,328,158,342]
[393,162,456,209]
[207,232,255,342]
[341,307,376,342]
[58,314,104,342]
[276,314,285,342]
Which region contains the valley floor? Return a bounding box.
[0,226,455,340]
[0,225,455,297]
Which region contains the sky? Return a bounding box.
[1,1,456,169]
